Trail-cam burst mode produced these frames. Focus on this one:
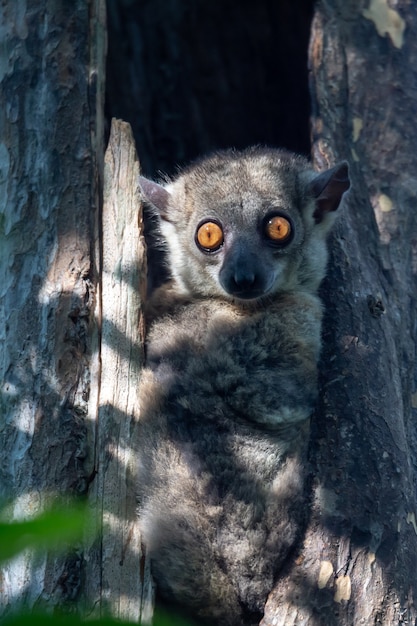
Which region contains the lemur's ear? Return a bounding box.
[310,162,350,223]
[139,176,171,217]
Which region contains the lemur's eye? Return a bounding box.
[196,220,224,252]
[264,215,293,245]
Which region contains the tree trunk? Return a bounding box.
[0,0,102,610]
[0,4,151,621]
[262,2,417,624]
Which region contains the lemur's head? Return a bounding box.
[140,147,350,302]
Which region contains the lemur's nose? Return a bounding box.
[232,267,256,290]
[219,251,270,300]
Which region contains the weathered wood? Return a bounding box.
[83,118,152,622]
[262,2,417,624]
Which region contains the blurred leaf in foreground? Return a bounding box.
[1,616,133,626]
[0,503,89,562]
[2,613,195,626]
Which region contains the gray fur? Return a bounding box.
[138,147,350,625]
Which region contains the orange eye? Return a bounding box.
[196,221,224,251]
[265,215,292,243]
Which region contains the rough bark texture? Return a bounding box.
[0,4,150,621]
[262,2,417,624]
[0,0,104,612]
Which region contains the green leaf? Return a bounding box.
[0,504,90,562]
[1,616,134,626]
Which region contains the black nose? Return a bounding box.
[231,267,256,291]
[219,259,268,299]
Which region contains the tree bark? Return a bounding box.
[0,0,103,611]
[262,2,417,624]
[0,4,151,622]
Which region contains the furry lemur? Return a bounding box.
[138,147,350,626]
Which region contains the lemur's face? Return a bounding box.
[194,208,295,300]
[140,148,349,301]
